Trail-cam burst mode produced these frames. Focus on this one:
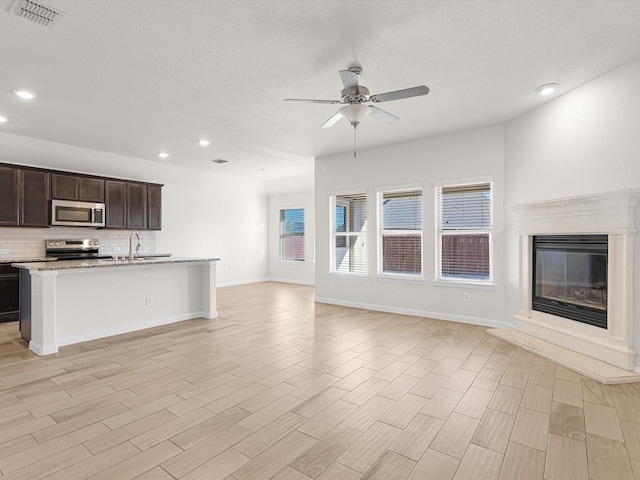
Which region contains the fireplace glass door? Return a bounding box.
[532,235,608,329]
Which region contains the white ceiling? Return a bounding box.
[1,0,640,182]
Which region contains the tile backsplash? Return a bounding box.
[0,227,156,260]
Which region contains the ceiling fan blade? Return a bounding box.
[369,85,430,103]
[369,106,399,124]
[339,70,359,93]
[321,110,344,128]
[284,98,342,104]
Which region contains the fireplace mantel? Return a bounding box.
[510,189,640,370]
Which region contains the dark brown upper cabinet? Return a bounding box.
[0,165,19,226]
[147,184,162,231]
[127,182,147,230]
[105,180,127,229]
[79,177,105,203]
[51,173,104,203]
[1,162,161,230]
[20,170,50,227]
[51,173,78,200]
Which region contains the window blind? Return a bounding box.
[380,189,422,275]
[437,182,492,281]
[280,208,304,261]
[331,193,367,274]
[440,183,491,230]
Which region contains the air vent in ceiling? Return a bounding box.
[211,159,228,164]
[10,0,65,28]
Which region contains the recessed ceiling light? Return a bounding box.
[0,116,7,123]
[13,89,35,99]
[260,168,268,172]
[158,152,169,159]
[198,139,210,146]
[535,83,560,96]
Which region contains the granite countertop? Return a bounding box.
[1,257,56,264]
[12,256,220,271]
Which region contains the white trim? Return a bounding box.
[314,296,513,329]
[29,340,58,356]
[433,279,496,290]
[267,277,315,286]
[375,183,423,194]
[433,175,494,188]
[328,188,368,197]
[328,272,370,280]
[217,277,270,288]
[56,312,210,348]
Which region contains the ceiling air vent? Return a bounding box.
[10,0,65,28]
[211,159,228,164]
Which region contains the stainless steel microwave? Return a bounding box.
[50,199,106,227]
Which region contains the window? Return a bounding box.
[436,181,492,282]
[280,208,304,261]
[378,188,422,276]
[330,193,367,274]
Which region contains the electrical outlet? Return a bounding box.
[145,296,153,306]
[463,292,470,302]
[329,280,335,288]
[0,249,9,255]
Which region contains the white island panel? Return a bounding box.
[19,258,218,355]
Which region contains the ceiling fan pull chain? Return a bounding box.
[353,124,357,158]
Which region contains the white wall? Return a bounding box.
[315,125,510,327]
[504,55,640,367]
[267,191,315,285]
[504,56,640,204]
[0,133,268,286]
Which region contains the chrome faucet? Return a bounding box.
[128,232,140,261]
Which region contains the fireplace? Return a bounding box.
[510,189,640,371]
[532,235,608,329]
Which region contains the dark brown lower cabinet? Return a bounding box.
[0,264,19,323]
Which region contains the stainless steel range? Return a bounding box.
[45,239,113,261]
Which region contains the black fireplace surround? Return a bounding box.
[532,235,608,329]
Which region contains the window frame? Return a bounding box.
[434,177,494,285]
[279,207,305,263]
[376,185,423,279]
[329,190,368,276]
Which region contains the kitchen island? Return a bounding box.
[12,256,219,356]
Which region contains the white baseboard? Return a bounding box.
[267,277,315,286]
[217,277,270,288]
[29,341,58,356]
[314,296,514,329]
[56,312,206,348]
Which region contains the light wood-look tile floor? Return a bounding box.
[1,281,640,479]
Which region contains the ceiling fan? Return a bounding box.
[284,66,429,156]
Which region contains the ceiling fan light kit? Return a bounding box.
[284,66,429,157]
